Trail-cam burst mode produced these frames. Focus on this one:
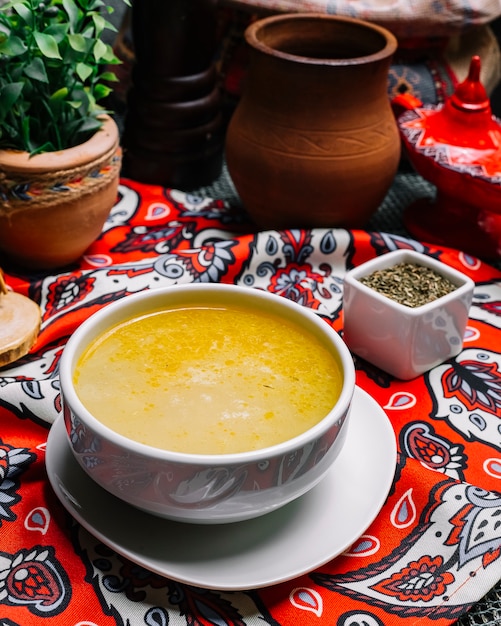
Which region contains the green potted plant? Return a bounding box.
[0,0,129,270]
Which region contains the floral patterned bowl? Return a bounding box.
[59,283,355,524]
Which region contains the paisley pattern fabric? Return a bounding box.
[0,178,500,626]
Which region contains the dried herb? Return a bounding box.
[359,262,456,308]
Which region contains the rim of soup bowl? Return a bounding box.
[59,283,356,465]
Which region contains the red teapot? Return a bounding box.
[394,56,501,259]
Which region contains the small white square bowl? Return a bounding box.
[343,250,475,380]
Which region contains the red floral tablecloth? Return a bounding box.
[1,178,501,625]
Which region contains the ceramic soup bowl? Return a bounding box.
[59,283,355,524]
[343,250,474,380]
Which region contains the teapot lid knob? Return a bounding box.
[449,55,491,114]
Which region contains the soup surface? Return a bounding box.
[73,303,343,454]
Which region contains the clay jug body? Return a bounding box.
[225,14,400,229]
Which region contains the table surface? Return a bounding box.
[0,166,500,626]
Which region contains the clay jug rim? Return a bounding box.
[0,115,119,175]
[245,13,398,66]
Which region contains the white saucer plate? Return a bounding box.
[46,386,396,590]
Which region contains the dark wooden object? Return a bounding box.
[122,0,224,189]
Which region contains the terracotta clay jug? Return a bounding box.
[225,13,401,229]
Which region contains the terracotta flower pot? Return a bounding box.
[0,115,121,270]
[225,13,401,229]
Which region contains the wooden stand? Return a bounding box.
[121,0,224,189]
[0,270,41,367]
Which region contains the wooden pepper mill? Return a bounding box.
[121,0,224,189]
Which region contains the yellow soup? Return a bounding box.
[73,303,343,454]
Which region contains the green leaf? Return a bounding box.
[99,71,118,82]
[21,113,31,148]
[12,2,33,28]
[0,1,18,11]
[76,61,92,82]
[100,17,117,33]
[78,117,103,133]
[88,0,106,10]
[30,141,58,156]
[92,37,106,62]
[81,23,95,39]
[93,83,111,100]
[68,33,87,53]
[71,86,90,109]
[100,43,118,64]
[33,32,61,59]
[62,0,79,32]
[23,57,49,83]
[45,23,69,43]
[0,34,27,56]
[91,12,105,36]
[0,82,23,121]
[50,87,69,101]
